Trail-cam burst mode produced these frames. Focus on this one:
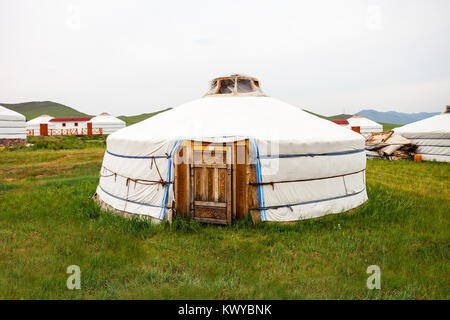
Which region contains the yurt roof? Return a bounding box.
[108,76,364,156]
[0,105,26,121]
[347,115,382,128]
[90,113,125,124]
[26,114,54,124]
[394,107,450,138]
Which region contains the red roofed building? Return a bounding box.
[331,120,349,127]
[49,117,92,123]
[49,117,92,132]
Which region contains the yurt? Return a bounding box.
[95,75,368,224]
[0,105,26,146]
[394,106,450,162]
[26,114,54,136]
[89,112,126,135]
[347,115,383,133]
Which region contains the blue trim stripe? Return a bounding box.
[99,185,167,209]
[258,187,366,211]
[159,139,183,219]
[250,138,266,221]
[258,149,365,159]
[106,150,169,159]
[106,147,365,160]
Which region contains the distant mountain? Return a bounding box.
[119,108,172,126]
[0,101,89,121]
[356,109,440,125]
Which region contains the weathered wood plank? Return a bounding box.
[194,201,227,208]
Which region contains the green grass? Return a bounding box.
[0,139,448,299]
[119,108,172,126]
[381,122,402,131]
[1,101,90,121]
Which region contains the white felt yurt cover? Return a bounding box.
[0,105,26,139]
[26,114,54,136]
[394,108,450,162]
[347,115,383,133]
[89,112,126,135]
[96,77,368,222]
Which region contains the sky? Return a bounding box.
[0,0,449,116]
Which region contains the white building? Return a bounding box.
[0,105,26,146]
[26,114,54,136]
[27,113,125,136]
[89,112,125,135]
[346,115,383,133]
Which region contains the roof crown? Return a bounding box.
[204,74,265,97]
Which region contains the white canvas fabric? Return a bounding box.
[26,114,55,136]
[96,95,368,222]
[347,115,383,133]
[0,105,26,139]
[394,111,450,162]
[89,112,126,135]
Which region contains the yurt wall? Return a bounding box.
[0,105,27,147]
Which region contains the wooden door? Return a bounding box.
[87,123,93,136]
[40,123,48,136]
[191,144,232,225]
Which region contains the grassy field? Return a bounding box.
[0,137,448,299]
[381,122,402,131]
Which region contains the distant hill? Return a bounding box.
[302,109,328,119]
[327,113,353,121]
[119,108,172,126]
[356,109,439,125]
[303,109,352,121]
[0,101,89,121]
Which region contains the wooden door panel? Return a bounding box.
[207,168,214,201]
[195,206,227,223]
[218,169,227,202]
[192,152,230,224]
[194,168,204,200]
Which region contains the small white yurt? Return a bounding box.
[95,75,368,224]
[0,105,26,146]
[394,106,450,162]
[89,112,126,135]
[26,114,54,136]
[347,115,383,133]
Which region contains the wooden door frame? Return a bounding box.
[173,138,252,224]
[189,141,232,225]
